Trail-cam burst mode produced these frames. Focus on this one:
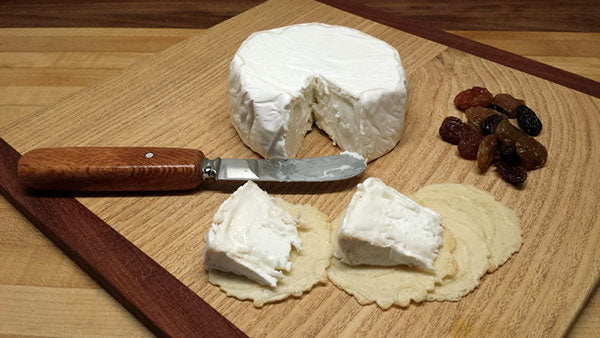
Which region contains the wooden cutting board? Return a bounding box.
[1,0,599,335]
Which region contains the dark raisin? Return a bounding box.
[480,114,504,135]
[491,94,525,118]
[516,105,542,136]
[495,119,547,169]
[454,86,494,111]
[496,162,527,187]
[439,116,463,145]
[465,106,503,129]
[494,145,521,166]
[488,103,509,116]
[458,123,483,160]
[477,135,498,172]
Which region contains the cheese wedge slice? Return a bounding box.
[204,181,302,287]
[334,178,442,270]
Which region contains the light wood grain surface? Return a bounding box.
[1,1,599,336]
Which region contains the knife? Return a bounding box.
[17,147,366,191]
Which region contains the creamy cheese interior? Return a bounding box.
[208,199,332,307]
[335,178,442,270]
[203,181,302,287]
[229,23,408,161]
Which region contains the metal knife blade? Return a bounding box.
[17,147,367,191]
[202,152,367,182]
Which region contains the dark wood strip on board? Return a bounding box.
[344,0,600,32]
[320,0,600,99]
[0,138,247,338]
[1,0,598,32]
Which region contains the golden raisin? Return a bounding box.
[495,119,547,170]
[477,135,498,172]
[491,94,525,118]
[465,106,504,129]
[454,86,494,111]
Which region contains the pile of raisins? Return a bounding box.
[439,86,547,187]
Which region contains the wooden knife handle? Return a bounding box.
[17,147,205,191]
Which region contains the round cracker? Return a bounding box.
[424,219,490,301]
[415,183,522,301]
[327,215,457,310]
[415,184,522,272]
[208,199,332,307]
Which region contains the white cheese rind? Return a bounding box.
[229,23,408,161]
[203,181,301,287]
[334,178,442,270]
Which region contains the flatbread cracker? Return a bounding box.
[415,184,522,272]
[208,199,332,307]
[424,217,490,301]
[327,214,458,310]
[415,183,522,301]
[328,183,521,307]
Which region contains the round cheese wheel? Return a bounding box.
[229,23,408,161]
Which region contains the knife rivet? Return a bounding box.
[145,152,154,158]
